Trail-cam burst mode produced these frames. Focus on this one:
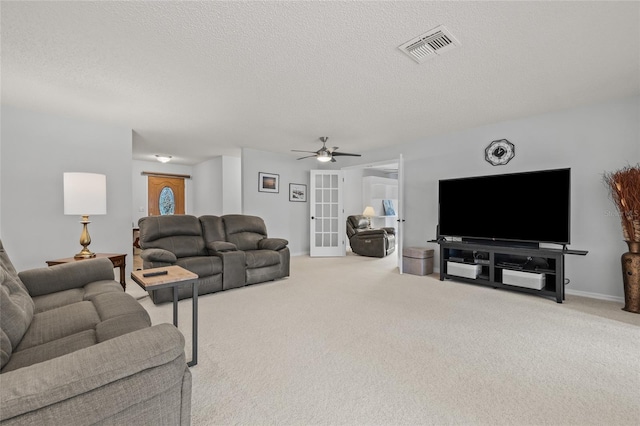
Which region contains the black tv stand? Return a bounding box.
[462,238,539,250]
[438,240,587,303]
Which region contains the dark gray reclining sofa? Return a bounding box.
[0,240,191,425]
[138,214,290,304]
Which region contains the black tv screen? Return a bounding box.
[438,168,571,245]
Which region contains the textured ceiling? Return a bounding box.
[2,1,639,165]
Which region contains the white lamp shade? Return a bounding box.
[64,173,107,215]
[362,206,375,217]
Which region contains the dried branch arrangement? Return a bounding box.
[604,164,640,241]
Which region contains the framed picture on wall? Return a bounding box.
[289,183,307,202]
[258,172,279,193]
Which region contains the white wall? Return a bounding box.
[131,160,194,226]
[222,156,242,214]
[192,157,222,216]
[241,148,314,255]
[1,105,133,273]
[343,168,364,217]
[336,95,640,300]
[191,155,241,216]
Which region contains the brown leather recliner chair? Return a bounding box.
[346,215,396,258]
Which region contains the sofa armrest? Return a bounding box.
[382,227,396,235]
[0,324,188,424]
[140,248,178,264]
[206,241,238,254]
[18,258,115,297]
[258,238,289,251]
[353,229,387,238]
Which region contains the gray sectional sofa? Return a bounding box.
[0,240,191,425]
[138,214,290,304]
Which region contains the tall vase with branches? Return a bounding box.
[604,164,640,313]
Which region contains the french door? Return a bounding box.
[310,170,345,257]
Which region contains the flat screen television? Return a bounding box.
[438,168,570,245]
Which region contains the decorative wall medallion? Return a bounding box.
[485,139,515,166]
[159,186,176,215]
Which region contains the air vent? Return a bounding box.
[399,25,460,64]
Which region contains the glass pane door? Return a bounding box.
[310,170,345,257]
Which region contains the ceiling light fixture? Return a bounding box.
[317,152,332,162]
[155,155,172,163]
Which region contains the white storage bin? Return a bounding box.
[502,269,545,290]
[447,262,481,279]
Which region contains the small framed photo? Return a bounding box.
[289,183,307,202]
[259,172,279,193]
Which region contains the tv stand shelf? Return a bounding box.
[438,240,587,303]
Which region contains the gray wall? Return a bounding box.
[1,105,133,273]
[221,156,242,214]
[192,156,241,217]
[337,95,640,300]
[241,148,315,255]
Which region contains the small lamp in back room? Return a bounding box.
[362,206,375,228]
[63,172,107,259]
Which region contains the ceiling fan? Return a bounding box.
[292,137,362,163]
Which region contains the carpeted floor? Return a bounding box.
[127,253,640,425]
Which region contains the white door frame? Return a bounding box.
[341,156,404,271]
[397,154,405,273]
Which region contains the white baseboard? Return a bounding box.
[565,289,624,303]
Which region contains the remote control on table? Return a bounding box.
[143,270,168,277]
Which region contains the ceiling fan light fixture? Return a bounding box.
[317,152,332,162]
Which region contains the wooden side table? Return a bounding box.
[131,266,199,367]
[46,253,127,290]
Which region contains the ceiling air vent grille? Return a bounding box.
[399,25,460,64]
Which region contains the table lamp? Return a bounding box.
[64,172,107,259]
[362,206,375,228]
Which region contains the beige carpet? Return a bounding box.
[126,253,640,425]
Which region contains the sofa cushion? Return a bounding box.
[176,256,222,277]
[82,280,126,300]
[2,329,96,373]
[32,288,84,314]
[143,236,207,259]
[139,215,207,258]
[245,250,280,269]
[92,292,151,323]
[223,215,268,251]
[96,313,151,343]
[0,261,35,370]
[1,329,12,371]
[200,215,226,243]
[16,301,100,351]
[32,280,122,314]
[18,259,115,297]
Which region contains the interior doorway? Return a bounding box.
[342,156,404,271]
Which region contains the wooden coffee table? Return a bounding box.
[46,253,127,290]
[131,265,199,367]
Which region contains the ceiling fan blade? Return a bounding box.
[330,157,337,163]
[291,149,318,154]
[331,152,361,157]
[296,155,317,160]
